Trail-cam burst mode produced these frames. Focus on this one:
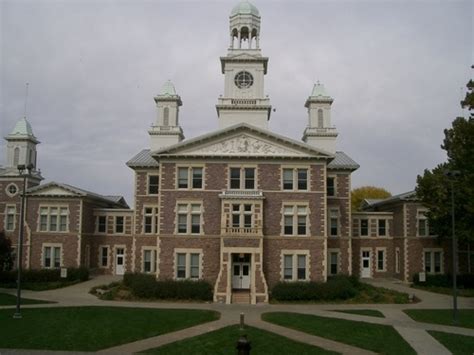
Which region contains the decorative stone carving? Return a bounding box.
[186,134,304,156]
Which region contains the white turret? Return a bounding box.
[302,82,338,153]
[149,80,184,151]
[5,117,40,170]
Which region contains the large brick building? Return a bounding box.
[0,1,455,304]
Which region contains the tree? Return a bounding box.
[351,186,391,211]
[0,231,14,271]
[416,75,474,244]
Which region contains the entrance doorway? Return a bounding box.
[361,250,371,278]
[115,248,125,275]
[232,253,251,289]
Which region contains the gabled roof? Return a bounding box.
[5,117,39,143]
[362,190,417,209]
[151,123,335,160]
[327,151,360,171]
[27,181,129,208]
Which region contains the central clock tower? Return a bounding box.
[216,0,272,130]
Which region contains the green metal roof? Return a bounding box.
[9,117,35,137]
[310,82,331,98]
[160,80,177,96]
[231,0,260,17]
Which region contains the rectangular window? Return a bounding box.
[97,216,107,233]
[144,207,159,234]
[43,246,61,269]
[229,167,255,189]
[327,177,335,196]
[230,204,254,230]
[282,253,308,281]
[115,216,124,234]
[175,252,201,279]
[100,246,108,267]
[329,252,339,275]
[283,205,308,236]
[377,250,385,271]
[143,249,157,273]
[282,168,308,191]
[395,248,400,274]
[329,209,338,236]
[176,203,202,234]
[424,250,443,274]
[5,206,16,231]
[360,219,368,236]
[38,206,69,232]
[417,211,428,236]
[177,167,203,189]
[148,175,159,194]
[378,219,386,236]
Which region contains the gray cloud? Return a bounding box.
[1,0,472,205]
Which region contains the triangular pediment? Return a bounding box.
[28,184,80,197]
[153,124,333,159]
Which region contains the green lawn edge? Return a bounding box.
[0,306,219,351]
[404,309,474,329]
[262,312,416,355]
[332,309,385,318]
[428,331,474,355]
[0,292,53,306]
[412,285,474,297]
[141,324,339,355]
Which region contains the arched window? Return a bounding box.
[317,109,324,128]
[30,149,35,166]
[13,147,20,166]
[163,107,169,126]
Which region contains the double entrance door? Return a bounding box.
[232,253,251,289]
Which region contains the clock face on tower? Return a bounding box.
[234,71,254,89]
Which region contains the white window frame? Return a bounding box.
[229,166,256,190]
[95,215,107,234]
[147,174,160,195]
[231,203,254,229]
[327,176,336,197]
[328,249,340,275]
[5,205,16,232]
[417,209,429,236]
[99,245,109,268]
[142,247,158,273]
[282,167,309,191]
[42,243,62,269]
[114,216,125,234]
[280,250,310,281]
[38,206,69,233]
[359,218,369,236]
[176,202,203,235]
[282,204,309,236]
[176,166,204,190]
[329,209,339,237]
[174,248,203,280]
[5,183,19,197]
[376,247,386,272]
[143,206,159,234]
[377,219,387,236]
[424,249,444,274]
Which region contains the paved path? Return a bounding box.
[1,276,473,354]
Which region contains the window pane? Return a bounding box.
[434,252,441,273]
[360,219,368,236]
[244,168,255,189]
[424,252,431,273]
[59,216,67,231]
[190,254,199,278]
[297,169,307,190]
[148,175,159,194]
[101,248,108,267]
[378,220,386,236]
[178,168,188,188]
[284,216,293,235]
[330,218,338,236]
[98,216,107,233]
[327,177,335,196]
[297,255,306,280]
[232,214,240,228]
[284,255,293,280]
[297,216,306,235]
[330,253,338,274]
[191,215,200,233]
[283,169,293,190]
[53,247,61,267]
[44,247,51,267]
[377,250,384,270]
[177,253,186,278]
[192,168,203,189]
[178,214,187,233]
[244,215,252,228]
[50,215,58,231]
[230,168,240,189]
[144,216,152,233]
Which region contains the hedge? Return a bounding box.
[413,273,474,289]
[123,272,213,301]
[0,267,89,284]
[271,275,358,301]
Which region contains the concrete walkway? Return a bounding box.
[1,276,473,354]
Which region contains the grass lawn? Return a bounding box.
[428,331,474,355]
[404,309,474,329]
[0,306,219,351]
[262,312,415,354]
[0,280,81,291]
[412,285,474,297]
[332,309,385,318]
[0,292,53,306]
[142,324,339,355]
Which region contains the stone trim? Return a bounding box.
[175,165,205,190]
[4,204,16,232]
[41,243,63,269]
[280,249,311,281]
[280,164,311,192]
[375,247,387,272]
[173,248,203,280]
[280,201,310,237]
[140,246,158,273]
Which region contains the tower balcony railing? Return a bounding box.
[219,190,264,199]
[221,226,262,237]
[231,99,257,105]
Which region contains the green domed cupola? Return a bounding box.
[230,0,260,17]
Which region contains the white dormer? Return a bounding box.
[5,117,40,170]
[302,82,338,154]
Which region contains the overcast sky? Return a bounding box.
[1,0,472,205]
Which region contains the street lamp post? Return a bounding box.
[444,169,461,326]
[13,163,33,319]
